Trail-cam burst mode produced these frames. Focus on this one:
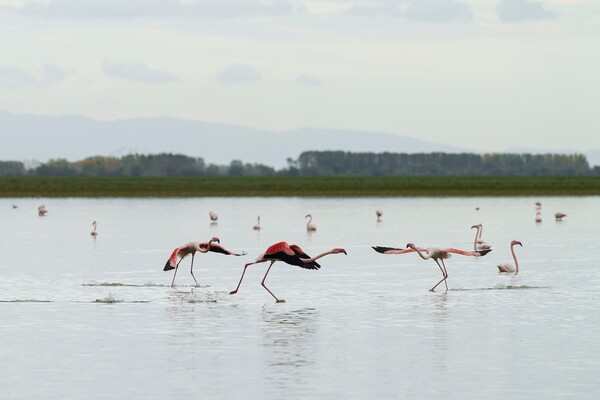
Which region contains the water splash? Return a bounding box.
[450,284,550,292]
[0,299,52,303]
[94,294,123,303]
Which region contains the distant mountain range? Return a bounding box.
[1,110,598,168]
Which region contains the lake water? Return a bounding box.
[1,196,599,399]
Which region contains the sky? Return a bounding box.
[0,0,599,153]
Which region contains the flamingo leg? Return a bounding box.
[261,261,283,303]
[429,259,448,292]
[230,260,264,295]
[171,258,184,287]
[189,253,199,286]
[440,259,449,292]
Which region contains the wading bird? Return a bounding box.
[253,216,261,231]
[90,220,98,236]
[305,214,317,232]
[38,205,48,216]
[229,241,347,302]
[376,209,383,222]
[471,224,491,252]
[535,201,542,210]
[535,212,542,223]
[164,237,245,287]
[373,243,491,292]
[497,240,523,274]
[555,212,567,221]
[209,211,218,223]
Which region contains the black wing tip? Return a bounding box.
[164,261,175,271]
[478,249,492,256]
[372,246,402,253]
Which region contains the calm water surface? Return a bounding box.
[1,197,599,399]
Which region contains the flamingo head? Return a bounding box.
[406,243,416,249]
[511,240,523,247]
[305,214,311,219]
[332,248,347,255]
[470,224,479,230]
[209,237,220,244]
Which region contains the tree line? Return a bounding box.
[1,151,598,177]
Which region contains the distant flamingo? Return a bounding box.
[555,212,567,221]
[253,216,261,231]
[535,212,542,223]
[12,204,17,209]
[38,205,48,216]
[535,201,542,210]
[90,220,98,236]
[373,243,491,292]
[229,241,347,302]
[164,237,245,287]
[305,214,317,232]
[376,209,383,222]
[209,211,218,223]
[471,224,491,252]
[497,240,523,273]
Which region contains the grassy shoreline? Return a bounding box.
[0,176,599,197]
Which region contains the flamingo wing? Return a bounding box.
[290,244,322,270]
[164,246,186,271]
[443,248,492,257]
[265,241,296,256]
[207,243,246,256]
[372,246,415,255]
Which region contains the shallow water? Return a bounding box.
[1,197,599,399]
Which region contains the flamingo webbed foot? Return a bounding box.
[276,299,286,303]
[229,290,238,295]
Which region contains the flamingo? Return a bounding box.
[209,211,218,222]
[535,201,542,210]
[229,241,347,302]
[38,204,48,216]
[90,220,98,236]
[164,237,245,287]
[555,212,566,221]
[253,216,261,231]
[471,224,491,252]
[373,243,491,292]
[497,240,523,273]
[305,214,317,232]
[376,209,383,222]
[12,204,17,209]
[535,212,542,223]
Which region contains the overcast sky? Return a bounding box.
[0,0,598,152]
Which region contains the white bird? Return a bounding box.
[38,204,48,216]
[535,201,542,210]
[253,216,261,231]
[305,214,317,232]
[555,212,566,221]
[376,209,383,222]
[209,210,218,223]
[471,224,491,252]
[497,240,523,273]
[535,212,542,223]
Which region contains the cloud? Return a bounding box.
[103,61,179,84]
[0,64,67,89]
[16,0,304,19]
[403,0,471,23]
[497,0,554,23]
[217,64,262,85]
[346,0,471,23]
[296,74,321,86]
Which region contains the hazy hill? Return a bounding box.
[2,110,598,168]
[1,110,471,168]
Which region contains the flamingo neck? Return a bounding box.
[478,225,483,241]
[412,247,430,261]
[511,244,519,274]
[306,215,312,229]
[473,228,479,251]
[302,249,338,263]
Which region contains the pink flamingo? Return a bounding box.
[535,212,542,223]
[373,243,491,292]
[164,237,245,287]
[471,224,491,252]
[229,241,347,302]
[253,216,261,231]
[209,211,218,222]
[38,204,48,216]
[376,209,383,222]
[497,240,522,273]
[90,220,98,236]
